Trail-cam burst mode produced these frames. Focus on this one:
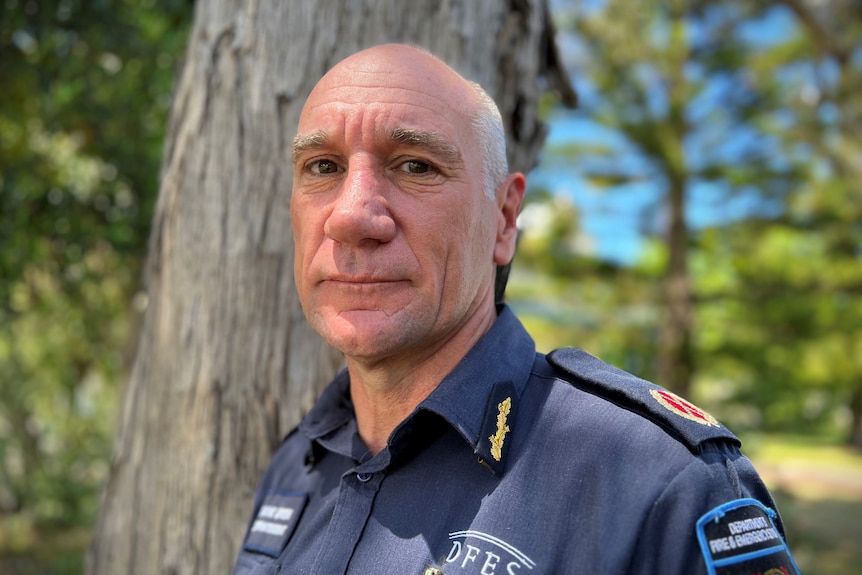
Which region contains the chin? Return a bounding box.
[327,338,404,364]
[315,315,405,360]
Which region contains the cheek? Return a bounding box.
[433,201,496,283]
[290,206,321,286]
[463,201,498,262]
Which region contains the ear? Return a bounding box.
[493,172,526,266]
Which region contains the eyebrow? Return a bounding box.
[389,127,463,167]
[292,130,330,165]
[291,127,464,167]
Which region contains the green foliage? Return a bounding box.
[511,191,663,377]
[693,0,862,438]
[520,0,862,444]
[0,0,192,542]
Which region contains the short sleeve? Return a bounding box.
[627,442,789,574]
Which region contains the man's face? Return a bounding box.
[290,47,504,363]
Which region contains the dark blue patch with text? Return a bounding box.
[696,498,800,575]
[242,491,307,557]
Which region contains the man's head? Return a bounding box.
[290,44,525,364]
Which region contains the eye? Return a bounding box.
[397,160,433,175]
[309,159,340,175]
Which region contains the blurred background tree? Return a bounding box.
[0,0,192,568]
[730,0,862,447]
[511,4,862,567]
[1,0,860,573]
[514,0,861,446]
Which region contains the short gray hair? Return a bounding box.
[469,82,509,201]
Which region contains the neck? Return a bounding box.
[347,301,498,455]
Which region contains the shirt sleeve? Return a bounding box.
[627,440,788,575]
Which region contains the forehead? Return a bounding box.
[296,49,476,147]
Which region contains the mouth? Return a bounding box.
[317,278,411,310]
[325,272,407,284]
[325,278,408,290]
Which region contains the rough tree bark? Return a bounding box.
[85,1,574,573]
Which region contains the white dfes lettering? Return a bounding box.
[445,540,527,574]
[480,551,501,575]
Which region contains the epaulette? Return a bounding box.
[546,348,739,453]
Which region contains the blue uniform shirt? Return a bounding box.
[232,306,799,575]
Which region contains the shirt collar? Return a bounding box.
[298,368,356,460]
[417,305,535,472]
[299,305,536,473]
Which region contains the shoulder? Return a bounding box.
[541,347,740,454]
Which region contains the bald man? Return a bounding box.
[231,45,799,575]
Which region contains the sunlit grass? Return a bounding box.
[745,433,862,468]
[743,434,862,575]
[745,433,862,500]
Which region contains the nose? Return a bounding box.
[324,165,396,245]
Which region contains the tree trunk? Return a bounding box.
[85,1,573,573]
[655,10,694,397]
[657,173,694,397]
[849,385,862,451]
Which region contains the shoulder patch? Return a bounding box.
[697,498,800,575]
[546,348,739,451]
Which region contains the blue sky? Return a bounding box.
[534,2,801,265]
[529,114,657,264]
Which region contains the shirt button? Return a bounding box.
[356,472,373,483]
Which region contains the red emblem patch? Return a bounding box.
[649,389,719,427]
